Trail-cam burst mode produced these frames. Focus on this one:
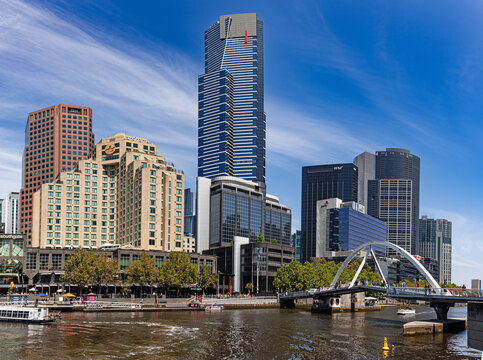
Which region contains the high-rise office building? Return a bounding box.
[4,192,20,234]
[32,133,184,251]
[367,148,420,254]
[419,216,452,284]
[197,176,293,293]
[291,230,301,263]
[198,13,265,183]
[301,164,358,262]
[20,104,95,245]
[315,198,387,258]
[472,279,482,290]
[196,176,291,252]
[368,179,412,254]
[377,148,420,252]
[353,152,375,206]
[184,188,195,235]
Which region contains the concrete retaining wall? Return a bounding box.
[468,302,483,351]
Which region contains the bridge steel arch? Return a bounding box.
[328,241,441,290]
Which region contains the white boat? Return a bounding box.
[205,305,224,312]
[397,307,416,315]
[0,305,56,323]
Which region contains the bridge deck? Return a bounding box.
[280,287,483,304]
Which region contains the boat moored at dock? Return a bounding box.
[0,305,56,323]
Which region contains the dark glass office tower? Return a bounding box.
[198,13,265,183]
[184,188,195,235]
[300,164,358,262]
[419,216,452,284]
[368,148,420,254]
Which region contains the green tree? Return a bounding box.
[271,238,278,244]
[197,264,217,295]
[125,253,157,297]
[245,282,253,295]
[273,257,382,292]
[158,252,197,296]
[257,234,265,243]
[92,254,118,295]
[62,248,97,295]
[121,283,132,296]
[273,261,307,292]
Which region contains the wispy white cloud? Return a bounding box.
[0,127,22,198]
[289,3,460,153]
[0,0,200,194]
[266,101,379,167]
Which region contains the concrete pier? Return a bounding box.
[468,302,483,350]
[403,318,467,335]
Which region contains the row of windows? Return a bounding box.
[62,115,90,120]
[0,311,30,319]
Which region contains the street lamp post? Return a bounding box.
[256,253,259,295]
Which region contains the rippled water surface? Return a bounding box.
[0,306,480,359]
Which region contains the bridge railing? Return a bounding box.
[388,287,483,298]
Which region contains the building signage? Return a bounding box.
[68,107,81,114]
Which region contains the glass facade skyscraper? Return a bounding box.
[367,148,420,255]
[319,202,387,258]
[368,179,413,254]
[419,216,452,284]
[198,13,266,183]
[208,178,291,248]
[184,188,194,235]
[301,164,358,262]
[291,230,302,262]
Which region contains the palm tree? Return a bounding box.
[245,282,253,295]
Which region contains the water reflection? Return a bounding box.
[0,306,478,359]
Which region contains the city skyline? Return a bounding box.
[1,0,482,284]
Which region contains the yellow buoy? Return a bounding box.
[382,337,389,351]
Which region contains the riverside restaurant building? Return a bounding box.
[0,234,217,296]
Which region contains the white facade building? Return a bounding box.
[4,192,19,234]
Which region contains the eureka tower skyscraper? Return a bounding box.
[198,13,266,183]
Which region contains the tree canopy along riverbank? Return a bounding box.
[273,258,381,292]
[62,249,217,296]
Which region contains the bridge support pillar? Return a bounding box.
[430,302,454,321]
[280,298,295,309]
[468,302,483,350]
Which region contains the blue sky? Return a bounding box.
[1,0,482,285]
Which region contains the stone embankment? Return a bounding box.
[201,296,279,309]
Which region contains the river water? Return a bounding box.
[0,306,480,359]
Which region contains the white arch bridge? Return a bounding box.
[279,241,483,320]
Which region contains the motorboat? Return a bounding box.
[205,305,223,312]
[397,307,416,315]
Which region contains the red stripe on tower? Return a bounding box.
[245,30,248,43]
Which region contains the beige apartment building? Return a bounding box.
[32,133,185,251]
[183,235,196,253]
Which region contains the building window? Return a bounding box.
[120,254,130,270]
[39,254,49,270]
[52,254,62,269]
[26,253,36,270]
